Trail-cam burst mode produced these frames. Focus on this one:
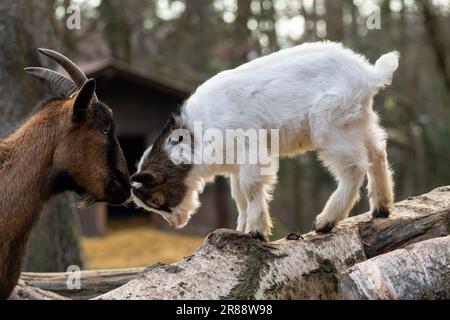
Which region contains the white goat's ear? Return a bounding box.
[72,79,96,122]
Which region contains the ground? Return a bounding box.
[82,217,204,269]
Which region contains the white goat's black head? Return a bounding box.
[131,114,197,227]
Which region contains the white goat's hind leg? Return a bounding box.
[314,143,367,233]
[239,166,276,241]
[244,187,273,241]
[365,124,394,218]
[230,174,247,232]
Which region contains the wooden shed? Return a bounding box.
[76,60,233,236]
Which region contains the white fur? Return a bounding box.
[140,41,398,237]
[137,145,152,172]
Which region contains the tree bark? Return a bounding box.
[0,1,43,136]
[419,0,450,93]
[93,186,450,300]
[19,268,143,300]
[339,236,450,300]
[8,280,68,300]
[23,195,85,272]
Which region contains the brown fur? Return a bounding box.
[0,89,130,299]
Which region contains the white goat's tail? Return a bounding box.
[373,51,400,88]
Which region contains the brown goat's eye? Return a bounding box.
[100,128,108,135]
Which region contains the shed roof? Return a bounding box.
[79,59,193,100]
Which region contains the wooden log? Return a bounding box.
[93,186,450,300]
[96,229,366,300]
[11,186,449,300]
[19,268,143,300]
[339,236,450,299]
[8,280,68,300]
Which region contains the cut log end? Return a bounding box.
[339,236,450,300]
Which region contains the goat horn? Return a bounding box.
[24,67,78,98]
[37,48,98,102]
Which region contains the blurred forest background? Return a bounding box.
[0,0,449,270]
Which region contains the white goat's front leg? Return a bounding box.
[230,174,247,232]
[314,140,368,233]
[239,166,276,242]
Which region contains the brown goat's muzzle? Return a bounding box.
[104,172,131,205]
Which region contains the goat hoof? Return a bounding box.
[314,221,335,234]
[372,207,390,218]
[249,231,269,242]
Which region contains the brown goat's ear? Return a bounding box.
[73,79,96,122]
[131,172,166,186]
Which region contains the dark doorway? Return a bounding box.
[108,135,147,219]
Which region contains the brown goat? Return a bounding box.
[0,49,130,299]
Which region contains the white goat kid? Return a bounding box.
[132,41,398,241]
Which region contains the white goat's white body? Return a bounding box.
[152,42,398,238]
[182,42,395,151]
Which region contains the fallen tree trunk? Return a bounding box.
[93,186,450,300]
[8,280,68,300]
[11,186,450,300]
[339,236,450,299]
[18,268,143,300]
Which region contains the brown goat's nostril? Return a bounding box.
[105,175,131,206]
